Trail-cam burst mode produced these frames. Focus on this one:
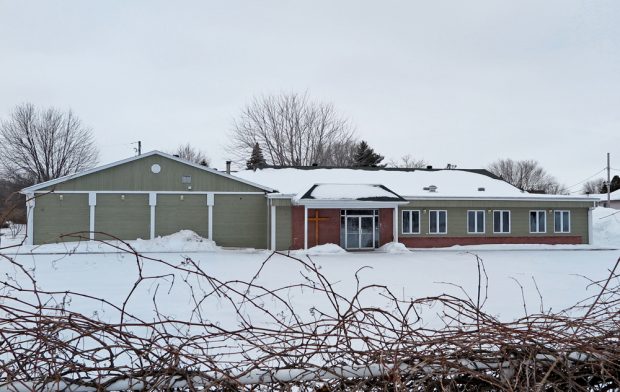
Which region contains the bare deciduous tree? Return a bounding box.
[487,158,567,194]
[172,143,210,166]
[583,178,605,194]
[0,103,99,183]
[388,154,427,169]
[229,92,357,166]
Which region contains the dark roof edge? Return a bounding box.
[300,183,406,202]
[260,165,502,181]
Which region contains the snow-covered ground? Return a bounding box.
[0,207,618,327]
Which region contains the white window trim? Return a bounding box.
[529,210,547,234]
[401,210,421,234]
[493,210,511,234]
[428,209,448,235]
[554,210,571,233]
[467,210,485,234]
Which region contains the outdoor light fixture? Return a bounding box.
[180,195,184,201]
[121,194,125,200]
[59,195,63,201]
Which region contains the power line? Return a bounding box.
[564,167,607,190]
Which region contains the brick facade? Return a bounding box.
[291,207,341,249]
[398,235,582,248]
[289,207,579,249]
[291,207,396,249]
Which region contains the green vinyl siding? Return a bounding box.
[33,193,89,244]
[94,194,150,240]
[399,203,590,243]
[213,194,267,248]
[275,205,292,251]
[155,194,209,238]
[271,199,292,207]
[42,155,265,192]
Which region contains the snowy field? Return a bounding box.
[1,207,619,327]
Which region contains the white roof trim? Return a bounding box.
[296,200,408,208]
[21,151,274,193]
[403,196,596,202]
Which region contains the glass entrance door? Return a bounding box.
[360,217,374,248]
[342,210,378,249]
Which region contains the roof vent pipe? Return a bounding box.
[226,161,231,174]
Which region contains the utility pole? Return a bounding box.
[132,141,142,156]
[138,141,142,156]
[607,152,611,207]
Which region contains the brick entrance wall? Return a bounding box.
[378,209,394,246]
[291,207,396,249]
[291,207,340,249]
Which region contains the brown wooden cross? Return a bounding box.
[307,210,329,246]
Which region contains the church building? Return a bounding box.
[22,151,596,249]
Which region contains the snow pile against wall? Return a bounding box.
[291,243,346,255]
[132,230,220,252]
[377,242,410,253]
[592,207,620,247]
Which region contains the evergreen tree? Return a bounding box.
[352,140,384,167]
[601,175,620,193]
[246,143,267,170]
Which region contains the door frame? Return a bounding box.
[342,209,378,249]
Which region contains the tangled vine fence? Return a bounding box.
[1,233,619,391]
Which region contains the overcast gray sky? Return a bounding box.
[1,1,618,192]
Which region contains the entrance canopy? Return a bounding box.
[292,184,408,249]
[294,183,407,208]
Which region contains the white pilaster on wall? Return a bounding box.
[393,207,399,243]
[588,206,593,245]
[25,194,35,245]
[149,193,157,240]
[304,206,308,250]
[88,193,97,241]
[207,193,214,241]
[270,205,276,251]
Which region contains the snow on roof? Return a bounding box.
[589,190,620,201]
[299,184,405,202]
[234,167,594,201]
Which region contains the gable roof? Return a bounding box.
[21,151,274,193]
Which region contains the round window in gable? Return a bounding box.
[151,164,161,174]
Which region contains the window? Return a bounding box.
[402,210,420,234]
[529,210,546,233]
[181,175,192,184]
[493,210,510,233]
[429,210,447,234]
[554,210,570,233]
[467,210,485,233]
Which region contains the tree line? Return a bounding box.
[2,93,602,223]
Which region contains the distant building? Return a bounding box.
[22,151,596,249]
[588,190,620,209]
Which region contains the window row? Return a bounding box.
[401,209,571,234]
